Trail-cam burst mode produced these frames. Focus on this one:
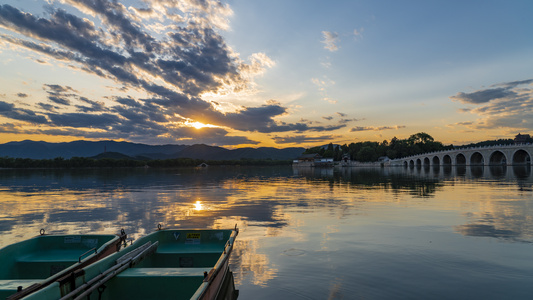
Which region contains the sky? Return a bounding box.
[0,0,532,148]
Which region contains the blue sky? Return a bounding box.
[0,0,532,147]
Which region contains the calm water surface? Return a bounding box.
[1,165,533,299]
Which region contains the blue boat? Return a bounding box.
[0,230,127,300]
[21,226,239,300]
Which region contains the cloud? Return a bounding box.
[450,88,517,104]
[37,102,58,112]
[43,84,81,106]
[322,113,359,124]
[312,76,336,103]
[339,118,358,124]
[273,135,338,144]
[76,97,105,112]
[455,121,474,126]
[0,2,311,145]
[141,0,234,30]
[451,79,533,132]
[312,77,335,89]
[240,52,275,77]
[48,96,71,106]
[450,79,532,104]
[44,84,77,94]
[0,100,48,124]
[47,112,121,129]
[499,79,533,89]
[0,123,20,133]
[353,27,364,40]
[321,31,339,52]
[0,3,241,97]
[350,125,405,132]
[0,101,14,112]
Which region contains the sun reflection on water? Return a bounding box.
[194,200,203,211]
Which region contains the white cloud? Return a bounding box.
[321,31,339,52]
[353,27,364,40]
[451,79,533,131]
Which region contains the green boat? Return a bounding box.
[21,226,239,300]
[0,230,127,300]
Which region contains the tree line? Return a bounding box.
[303,132,451,162]
[0,156,292,169]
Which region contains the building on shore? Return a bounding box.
[293,154,334,167]
[515,133,531,144]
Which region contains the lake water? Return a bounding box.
[1,165,533,299]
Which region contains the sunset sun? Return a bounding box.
[187,121,218,129]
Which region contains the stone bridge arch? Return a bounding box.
[489,151,506,165]
[470,152,484,165]
[512,149,531,165]
[392,144,533,167]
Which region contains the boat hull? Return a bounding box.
[23,228,238,300]
[0,233,125,300]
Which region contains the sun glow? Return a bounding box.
[186,121,219,129]
[194,201,203,211]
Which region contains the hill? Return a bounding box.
[90,151,150,161]
[0,140,187,159]
[0,140,305,161]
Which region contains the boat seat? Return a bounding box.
[102,268,207,300]
[117,267,208,278]
[14,250,82,278]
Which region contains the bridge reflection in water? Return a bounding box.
[295,164,531,180]
[404,164,532,181]
[293,164,533,195]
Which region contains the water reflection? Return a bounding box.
[513,165,532,179]
[1,166,533,299]
[455,224,519,240]
[294,165,533,197]
[0,166,532,240]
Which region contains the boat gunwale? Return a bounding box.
[193,228,239,300]
[5,232,127,300]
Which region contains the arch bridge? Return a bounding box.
[390,144,533,168]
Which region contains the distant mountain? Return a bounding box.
[0,140,187,160]
[91,151,148,160]
[0,140,305,161]
[174,144,228,159]
[172,144,305,160]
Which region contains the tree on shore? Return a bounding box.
[303,132,448,162]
